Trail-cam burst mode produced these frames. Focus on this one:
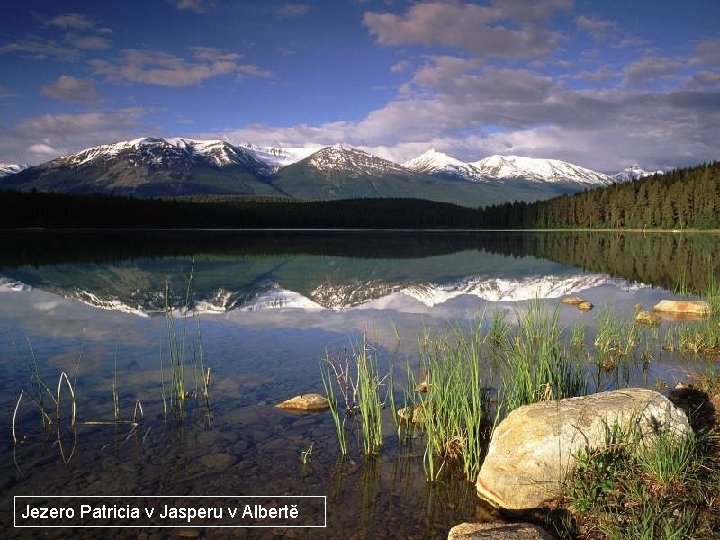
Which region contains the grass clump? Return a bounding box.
[321,337,388,457]
[499,301,587,414]
[594,306,639,370]
[566,425,719,540]
[160,273,211,419]
[415,324,490,481]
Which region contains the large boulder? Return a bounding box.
[448,522,555,540]
[476,388,692,510]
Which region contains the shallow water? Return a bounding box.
[1,230,716,539]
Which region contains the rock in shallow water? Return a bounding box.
[476,388,692,510]
[635,310,661,326]
[448,522,555,539]
[275,393,330,411]
[652,299,710,315]
[199,453,237,469]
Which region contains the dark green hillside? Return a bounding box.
[477,162,720,229]
[272,157,578,208]
[4,162,282,198]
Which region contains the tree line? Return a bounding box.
[477,162,720,229]
[0,161,717,230]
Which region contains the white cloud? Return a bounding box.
[69,35,112,50]
[624,56,685,88]
[28,143,63,157]
[90,48,270,86]
[41,75,102,102]
[575,15,616,41]
[363,1,568,59]
[0,109,150,164]
[47,13,94,31]
[0,39,80,61]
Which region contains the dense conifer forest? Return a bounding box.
[0,161,717,229]
[477,162,720,229]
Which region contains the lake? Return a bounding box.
[1,230,717,539]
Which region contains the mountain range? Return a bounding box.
[0,138,662,207]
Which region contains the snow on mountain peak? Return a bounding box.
[307,145,407,175]
[611,165,663,183]
[403,149,465,173]
[59,137,277,173]
[470,155,612,186]
[0,163,27,177]
[403,150,613,186]
[243,143,321,170]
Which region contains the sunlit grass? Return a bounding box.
[566,422,718,540]
[415,323,490,481]
[500,301,587,413]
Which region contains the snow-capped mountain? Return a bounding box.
[306,145,410,176]
[0,163,27,177]
[64,137,274,174]
[1,137,285,197]
[404,150,613,187]
[2,137,646,205]
[472,155,612,186]
[611,165,663,183]
[241,143,321,171]
[403,149,467,174]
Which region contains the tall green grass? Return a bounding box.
[566,423,717,540]
[321,339,387,456]
[499,301,587,414]
[416,324,490,481]
[594,306,639,370]
[160,269,211,419]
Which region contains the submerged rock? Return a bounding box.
[448,522,555,539]
[199,453,237,469]
[275,393,330,411]
[635,310,661,326]
[652,299,710,316]
[476,388,691,510]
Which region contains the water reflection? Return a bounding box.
[1,230,717,539]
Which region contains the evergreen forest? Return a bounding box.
[0,161,717,230]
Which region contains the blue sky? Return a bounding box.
[1,0,718,172]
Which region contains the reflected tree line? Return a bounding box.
[0,230,717,295]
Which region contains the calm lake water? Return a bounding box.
[1,230,717,539]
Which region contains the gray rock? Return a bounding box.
[476,388,692,510]
[448,522,555,540]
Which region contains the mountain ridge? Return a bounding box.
[0,137,665,206]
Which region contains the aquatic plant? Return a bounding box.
[321,338,388,456]
[356,340,385,455]
[594,306,639,370]
[321,359,348,455]
[500,301,587,413]
[160,267,211,419]
[416,324,490,481]
[300,442,314,465]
